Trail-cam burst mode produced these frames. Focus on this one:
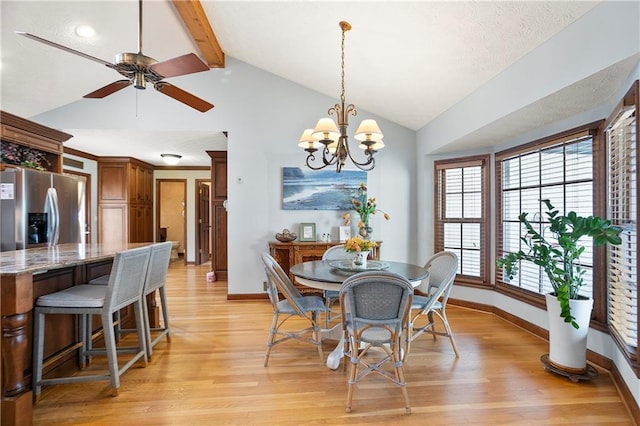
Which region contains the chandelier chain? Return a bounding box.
[340,25,346,105]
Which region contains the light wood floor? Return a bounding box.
[33,261,635,425]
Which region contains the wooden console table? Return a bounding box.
[268,241,381,292]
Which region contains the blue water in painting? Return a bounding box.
[282,167,367,210]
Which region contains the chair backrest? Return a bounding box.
[340,271,413,334]
[418,251,458,309]
[322,245,350,261]
[261,253,305,314]
[144,242,173,293]
[106,245,152,312]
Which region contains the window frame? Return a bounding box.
[434,154,491,287]
[494,121,609,328]
[604,81,639,367]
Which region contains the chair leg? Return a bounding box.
[158,286,171,342]
[264,312,279,367]
[345,336,358,413]
[428,311,437,341]
[142,292,153,360]
[32,309,45,401]
[134,300,149,366]
[437,311,459,358]
[392,339,411,414]
[102,311,121,396]
[312,312,324,363]
[78,314,88,369]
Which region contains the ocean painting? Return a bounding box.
[282,167,367,210]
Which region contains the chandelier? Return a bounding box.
[298,21,384,173]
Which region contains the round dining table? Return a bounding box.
[290,259,429,369]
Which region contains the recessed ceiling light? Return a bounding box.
[75,25,95,38]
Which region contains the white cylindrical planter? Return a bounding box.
[545,294,593,372]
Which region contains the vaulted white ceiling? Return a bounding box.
[0,1,635,165]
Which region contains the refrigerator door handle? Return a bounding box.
[47,187,60,246]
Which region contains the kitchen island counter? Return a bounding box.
[0,242,151,275]
[1,242,152,426]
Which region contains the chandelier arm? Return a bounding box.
[306,150,339,170]
[342,134,376,170]
[321,146,339,166]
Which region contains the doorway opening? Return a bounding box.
[157,179,187,263]
[195,180,211,266]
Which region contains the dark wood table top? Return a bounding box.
[290,260,428,290]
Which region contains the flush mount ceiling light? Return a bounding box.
[161,154,182,165]
[298,21,384,173]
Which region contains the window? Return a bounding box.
[606,84,638,357]
[496,125,601,305]
[434,155,490,285]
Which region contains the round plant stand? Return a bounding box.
[540,354,598,383]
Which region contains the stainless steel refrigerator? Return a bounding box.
[0,167,86,251]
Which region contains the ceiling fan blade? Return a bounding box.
[16,31,115,69]
[149,53,209,78]
[154,82,214,112]
[84,80,131,99]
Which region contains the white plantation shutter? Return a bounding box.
[434,155,489,285]
[496,130,595,298]
[607,106,638,351]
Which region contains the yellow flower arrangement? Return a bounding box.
[343,183,390,237]
[344,236,378,253]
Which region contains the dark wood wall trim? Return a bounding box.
[1,110,72,143]
[155,166,210,171]
[63,147,99,162]
[227,293,269,301]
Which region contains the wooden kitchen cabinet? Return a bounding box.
[0,110,72,173]
[268,241,381,293]
[98,157,154,244]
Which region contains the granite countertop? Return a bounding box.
[0,243,152,276]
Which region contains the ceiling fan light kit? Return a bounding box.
[16,0,214,112]
[298,21,384,173]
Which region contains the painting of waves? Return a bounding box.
[282,167,367,210]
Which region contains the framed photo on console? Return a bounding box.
[299,223,317,242]
[339,226,351,242]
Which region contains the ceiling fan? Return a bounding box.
[16,0,214,112]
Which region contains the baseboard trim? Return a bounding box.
[227,293,268,301]
[449,297,637,424]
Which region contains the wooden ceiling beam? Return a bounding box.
[171,0,225,68]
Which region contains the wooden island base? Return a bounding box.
[1,243,154,426]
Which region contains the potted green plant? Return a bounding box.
[497,199,622,373]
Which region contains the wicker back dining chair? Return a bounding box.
[32,245,151,399]
[339,271,414,414]
[261,252,326,366]
[406,251,459,358]
[322,244,350,326]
